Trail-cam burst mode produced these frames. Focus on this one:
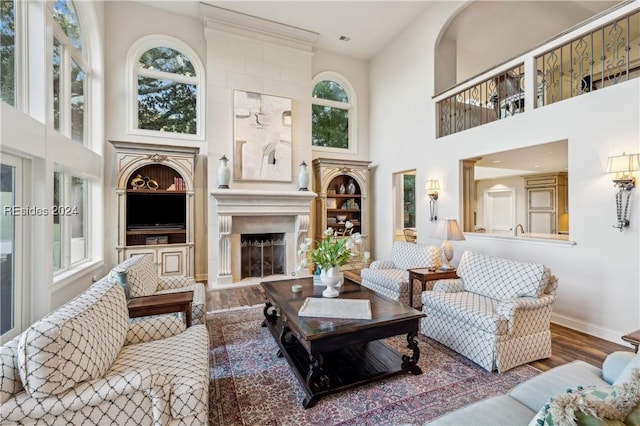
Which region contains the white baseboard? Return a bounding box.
[551,312,634,349]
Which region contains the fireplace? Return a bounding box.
[210,189,317,285]
[241,233,286,278]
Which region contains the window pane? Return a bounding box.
[52,0,82,51]
[70,59,84,143]
[138,47,196,76]
[312,80,348,103]
[70,176,85,264]
[1,163,15,334]
[137,76,196,134]
[53,38,61,131]
[311,104,349,148]
[403,174,416,228]
[53,171,62,271]
[0,0,15,106]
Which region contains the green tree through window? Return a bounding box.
[1,0,15,106]
[137,47,197,134]
[312,80,350,149]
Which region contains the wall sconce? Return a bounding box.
[426,179,440,221]
[606,152,640,231]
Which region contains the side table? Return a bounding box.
[128,290,194,327]
[622,329,640,353]
[407,268,459,308]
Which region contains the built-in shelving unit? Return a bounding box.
[312,158,371,266]
[110,141,199,277]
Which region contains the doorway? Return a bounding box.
[393,170,416,241]
[485,188,515,235]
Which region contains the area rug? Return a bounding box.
[207,305,540,426]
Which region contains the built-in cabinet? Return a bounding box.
[312,158,371,265]
[110,141,199,277]
[525,172,568,235]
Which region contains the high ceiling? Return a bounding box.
[137,1,622,60]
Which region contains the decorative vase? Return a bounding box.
[218,155,230,189]
[339,183,346,194]
[298,161,309,191]
[347,179,357,194]
[320,266,341,298]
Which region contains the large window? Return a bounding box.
[53,171,88,272]
[311,72,356,152]
[49,0,86,144]
[131,40,202,138]
[0,0,15,106]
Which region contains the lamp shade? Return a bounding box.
[606,153,640,175]
[426,180,440,192]
[432,218,465,241]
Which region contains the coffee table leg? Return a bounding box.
[261,301,277,327]
[401,332,422,375]
[305,354,330,392]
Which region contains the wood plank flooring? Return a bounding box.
[206,278,632,373]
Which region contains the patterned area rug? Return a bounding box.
[207,305,540,426]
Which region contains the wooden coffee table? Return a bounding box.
[261,277,425,408]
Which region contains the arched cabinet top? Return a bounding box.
[110,141,199,191]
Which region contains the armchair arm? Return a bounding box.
[497,294,557,334]
[2,369,171,425]
[125,314,186,345]
[369,260,394,270]
[157,275,195,291]
[432,279,465,292]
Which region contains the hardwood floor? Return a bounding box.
[206,279,632,372]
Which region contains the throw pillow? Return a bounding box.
[530,368,640,426]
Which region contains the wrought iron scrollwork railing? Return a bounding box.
[536,10,640,106]
[438,64,525,137]
[437,8,639,138]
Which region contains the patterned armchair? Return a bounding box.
[111,254,206,326]
[1,276,209,425]
[360,241,442,307]
[420,251,558,373]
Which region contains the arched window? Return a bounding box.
[311,72,357,152]
[0,0,16,106]
[49,0,86,143]
[129,37,204,139]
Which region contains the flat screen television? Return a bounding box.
[126,192,186,230]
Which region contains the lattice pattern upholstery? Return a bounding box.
[421,251,557,372]
[1,278,210,425]
[125,314,186,345]
[361,241,442,307]
[18,277,128,398]
[110,254,206,325]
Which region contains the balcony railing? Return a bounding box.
[437,7,639,138]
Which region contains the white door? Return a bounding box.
[485,188,515,235]
[1,154,24,343]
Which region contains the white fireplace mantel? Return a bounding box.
[210,189,317,284]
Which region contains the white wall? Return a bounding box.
[370,1,640,343]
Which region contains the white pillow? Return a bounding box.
[613,351,640,386]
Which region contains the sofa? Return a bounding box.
[421,251,558,372]
[428,350,640,425]
[360,241,442,308]
[0,275,210,425]
[110,254,206,326]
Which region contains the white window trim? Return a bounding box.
[46,0,89,146]
[311,71,357,154]
[126,35,205,141]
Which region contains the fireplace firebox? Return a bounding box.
[240,233,286,278]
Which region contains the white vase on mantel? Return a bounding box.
[218,155,230,189]
[320,266,341,298]
[298,161,309,191]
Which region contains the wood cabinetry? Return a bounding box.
[312,158,371,262]
[110,141,199,277]
[525,173,568,235]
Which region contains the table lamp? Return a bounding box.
[432,218,465,270]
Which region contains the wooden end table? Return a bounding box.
[407,267,459,307]
[128,290,194,327]
[622,329,640,353]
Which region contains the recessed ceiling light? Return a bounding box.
[339,35,351,42]
[533,164,541,168]
[492,160,501,164]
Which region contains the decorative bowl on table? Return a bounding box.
[336,214,348,224]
